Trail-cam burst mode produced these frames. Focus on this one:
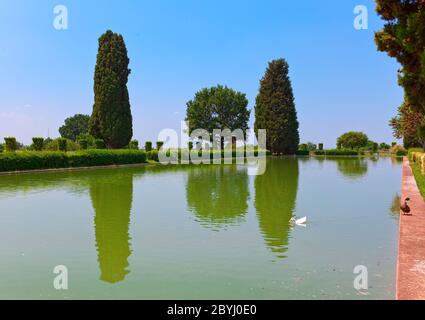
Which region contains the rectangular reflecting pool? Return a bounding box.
[0,157,402,299]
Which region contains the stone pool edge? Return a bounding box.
[396,157,425,300]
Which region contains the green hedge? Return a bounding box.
[95,139,106,149]
[314,149,361,156]
[147,150,159,161]
[45,138,79,151]
[129,140,139,150]
[156,141,164,150]
[396,150,408,157]
[0,150,147,172]
[78,139,88,150]
[4,137,17,152]
[145,141,153,152]
[32,137,44,151]
[58,138,67,152]
[296,150,310,156]
[0,148,273,172]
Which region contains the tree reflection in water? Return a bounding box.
[88,170,134,284]
[255,158,299,259]
[186,165,249,230]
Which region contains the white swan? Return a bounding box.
[290,216,307,226]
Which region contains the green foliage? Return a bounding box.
[94,139,106,149]
[390,101,424,148]
[307,142,317,151]
[0,144,3,153]
[145,141,152,152]
[299,142,317,152]
[43,138,53,149]
[45,138,78,152]
[396,150,408,157]
[296,150,310,156]
[147,150,159,162]
[315,149,361,156]
[379,143,391,150]
[410,160,425,199]
[409,148,423,156]
[364,140,379,152]
[375,2,425,113]
[78,139,88,150]
[298,144,308,152]
[318,143,324,151]
[185,85,250,139]
[59,114,90,141]
[336,132,368,150]
[77,134,96,148]
[390,144,407,156]
[31,137,44,151]
[129,140,139,150]
[89,30,133,149]
[4,137,18,152]
[156,141,164,150]
[0,150,147,172]
[188,141,194,150]
[417,124,425,147]
[58,138,67,152]
[254,59,299,154]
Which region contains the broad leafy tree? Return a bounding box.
[336,132,369,150]
[59,114,90,141]
[254,59,299,154]
[185,85,250,143]
[390,100,423,148]
[89,30,133,149]
[375,0,425,113]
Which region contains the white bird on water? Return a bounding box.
[290,216,307,227]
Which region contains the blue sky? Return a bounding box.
[0,0,403,147]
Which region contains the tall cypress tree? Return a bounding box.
[254,59,299,154]
[89,30,133,149]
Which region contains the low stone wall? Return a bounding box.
[396,157,425,300]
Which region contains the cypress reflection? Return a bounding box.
[88,169,134,284]
[255,158,299,259]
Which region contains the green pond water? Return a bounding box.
[0,157,402,299]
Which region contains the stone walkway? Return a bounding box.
[396,158,425,300]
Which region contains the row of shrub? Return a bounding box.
[295,150,310,156]
[0,136,142,152]
[144,141,164,152]
[0,148,273,172]
[314,149,362,156]
[0,150,147,172]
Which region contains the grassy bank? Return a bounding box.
[410,160,425,199]
[408,149,425,199]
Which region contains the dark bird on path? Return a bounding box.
[400,198,411,215]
